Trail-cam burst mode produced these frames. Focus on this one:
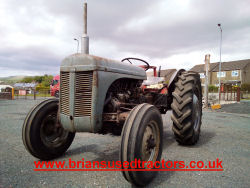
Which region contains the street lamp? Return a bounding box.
[217,23,222,104]
[74,38,79,53]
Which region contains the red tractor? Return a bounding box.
[50,75,60,98]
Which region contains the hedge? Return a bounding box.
[208,85,218,92]
[241,83,250,91]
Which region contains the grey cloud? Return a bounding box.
[104,0,250,58]
[0,47,60,73]
[0,0,250,76]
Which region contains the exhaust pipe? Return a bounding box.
[81,3,89,54]
[158,66,161,77]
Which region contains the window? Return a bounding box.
[217,72,226,78]
[199,73,205,78]
[231,70,239,77]
[51,80,59,86]
[53,80,59,85]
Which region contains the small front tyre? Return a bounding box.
[120,103,163,186]
[22,98,75,160]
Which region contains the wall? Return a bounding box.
[210,70,241,85]
[198,72,211,85]
[242,63,250,84]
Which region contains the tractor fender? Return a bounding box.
[168,69,185,94]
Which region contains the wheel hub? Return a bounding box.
[192,94,201,132]
[40,112,68,148]
[141,121,160,162]
[146,135,156,151]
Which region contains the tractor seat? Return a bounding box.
[143,77,165,86]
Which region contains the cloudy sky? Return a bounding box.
[0,0,250,77]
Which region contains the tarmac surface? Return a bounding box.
[0,99,250,188]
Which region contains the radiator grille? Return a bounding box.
[60,72,70,115]
[75,72,93,117]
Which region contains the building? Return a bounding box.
[0,85,13,92]
[0,85,13,99]
[190,59,250,86]
[13,83,37,95]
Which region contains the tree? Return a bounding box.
[34,76,43,83]
[41,75,53,87]
[21,76,34,83]
[20,75,53,87]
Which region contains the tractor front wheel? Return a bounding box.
[22,98,75,160]
[120,103,163,186]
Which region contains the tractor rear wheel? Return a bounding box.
[22,98,75,160]
[171,71,202,145]
[120,103,163,186]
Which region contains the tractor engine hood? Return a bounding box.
[61,54,147,79]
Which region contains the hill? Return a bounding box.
[0,76,26,84]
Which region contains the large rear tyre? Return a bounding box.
[171,71,202,145]
[22,98,75,160]
[120,103,163,186]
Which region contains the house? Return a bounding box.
[0,85,14,99]
[190,59,250,86]
[13,83,37,95]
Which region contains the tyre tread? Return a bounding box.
[171,71,202,145]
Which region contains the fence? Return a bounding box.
[219,86,240,102]
[0,92,13,100]
[14,89,52,100]
[203,84,241,106]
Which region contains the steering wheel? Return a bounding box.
[121,57,150,71]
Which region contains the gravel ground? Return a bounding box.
[217,100,250,114]
[0,99,250,188]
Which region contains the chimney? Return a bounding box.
[204,54,210,108]
[204,54,210,85]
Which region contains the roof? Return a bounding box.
[14,83,37,88]
[0,85,13,89]
[190,63,218,73]
[212,59,250,71]
[190,59,250,73]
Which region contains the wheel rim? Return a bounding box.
[192,94,201,132]
[40,112,68,148]
[141,120,160,163]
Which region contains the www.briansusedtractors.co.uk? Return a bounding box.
[34,158,223,171]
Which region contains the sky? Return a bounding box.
[0,0,250,77]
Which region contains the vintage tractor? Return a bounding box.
[22,54,202,186]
